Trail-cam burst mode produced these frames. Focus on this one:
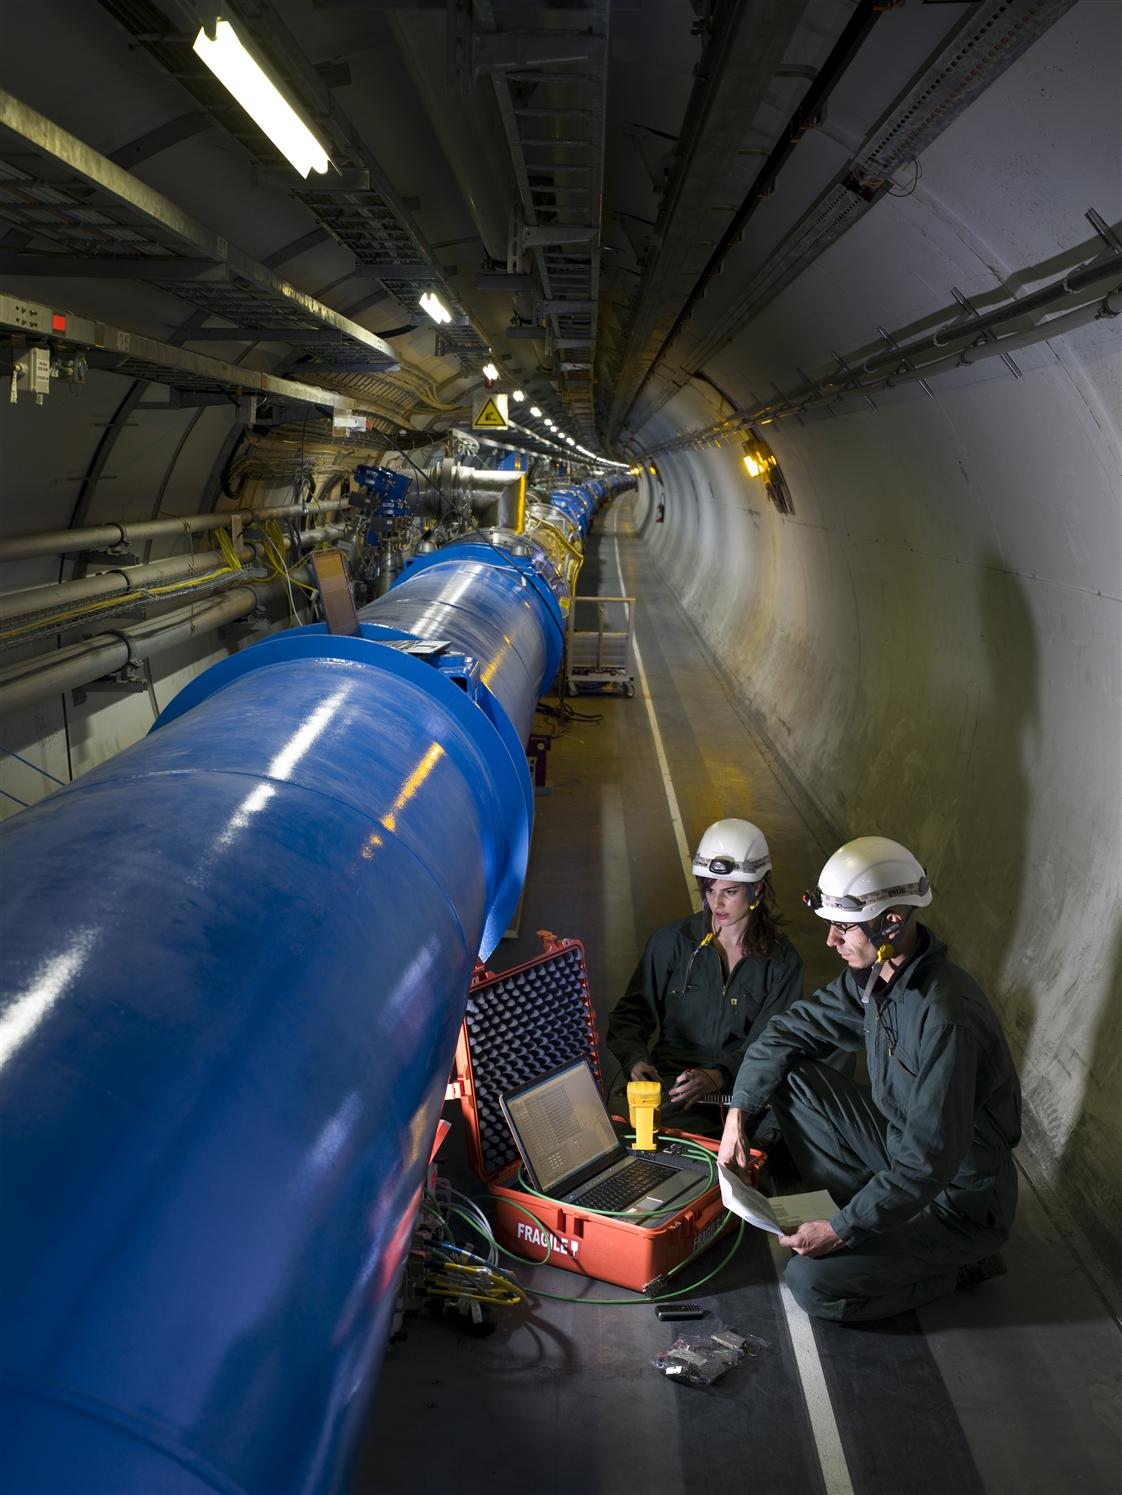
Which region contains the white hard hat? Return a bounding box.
[692,819,771,883]
[805,836,931,924]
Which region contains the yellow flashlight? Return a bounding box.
[626,1079,662,1151]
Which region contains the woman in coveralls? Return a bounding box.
[606,818,804,1137]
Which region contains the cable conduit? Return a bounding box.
[0,585,268,717]
[0,502,353,565]
[0,528,344,630]
[647,262,1122,454]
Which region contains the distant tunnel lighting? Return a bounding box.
[481,362,499,382]
[742,429,794,515]
[193,19,330,179]
[530,405,542,418]
[512,389,525,402]
[419,291,452,325]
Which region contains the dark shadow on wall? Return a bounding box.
[801,546,1038,1037]
[954,555,1118,1293]
[1058,915,1122,1288]
[953,554,1039,1062]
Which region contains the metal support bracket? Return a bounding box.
[877,324,934,398]
[470,29,604,82]
[71,657,148,705]
[82,549,139,566]
[950,287,1023,379]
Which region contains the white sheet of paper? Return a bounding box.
[717,1163,837,1236]
[768,1190,840,1234]
[717,1162,783,1233]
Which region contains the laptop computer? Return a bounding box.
[499,1058,711,1219]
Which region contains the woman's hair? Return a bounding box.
[695,872,786,961]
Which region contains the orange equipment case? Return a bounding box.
[450,931,758,1294]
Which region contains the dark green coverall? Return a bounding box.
[729,927,1022,1321]
[607,910,804,1135]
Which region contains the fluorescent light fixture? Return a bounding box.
[419,291,452,325]
[481,362,499,382]
[512,389,525,402]
[530,405,542,418]
[193,19,330,179]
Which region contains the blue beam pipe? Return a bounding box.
[0,477,631,1495]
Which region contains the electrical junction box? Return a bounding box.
[10,345,52,405]
[450,932,754,1293]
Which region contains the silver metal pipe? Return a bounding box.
[445,463,525,530]
[0,502,352,564]
[0,526,344,628]
[0,586,267,717]
[0,548,247,627]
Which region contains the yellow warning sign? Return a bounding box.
[472,393,509,430]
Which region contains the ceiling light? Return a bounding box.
[481,362,499,382]
[419,291,452,325]
[512,389,525,402]
[193,19,330,179]
[530,405,542,418]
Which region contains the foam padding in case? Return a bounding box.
[458,939,599,1179]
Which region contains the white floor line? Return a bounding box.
[769,1240,856,1495]
[610,503,855,1495]
[611,515,699,912]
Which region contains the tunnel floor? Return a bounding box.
[352,501,1121,1495]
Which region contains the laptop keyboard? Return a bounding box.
[573,1157,677,1211]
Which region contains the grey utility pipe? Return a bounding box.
[0,526,344,628]
[0,501,352,565]
[0,579,303,718]
[784,291,1122,419]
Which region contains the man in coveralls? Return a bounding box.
[718,836,1021,1321]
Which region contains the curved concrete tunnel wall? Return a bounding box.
[629,7,1121,1269]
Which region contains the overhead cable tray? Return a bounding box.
[0,292,360,412]
[0,91,399,375]
[81,3,491,370]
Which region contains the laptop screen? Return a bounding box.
[309,547,361,637]
[502,1059,620,1195]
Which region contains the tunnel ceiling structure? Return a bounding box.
[0,0,1096,455]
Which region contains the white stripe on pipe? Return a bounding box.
[611,502,854,1495]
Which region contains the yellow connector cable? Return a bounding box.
[0,565,242,646]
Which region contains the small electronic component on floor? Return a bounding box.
[655,1302,706,1320]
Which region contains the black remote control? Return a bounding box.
[655,1303,706,1320]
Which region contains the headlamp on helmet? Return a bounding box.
[690,818,772,885]
[808,837,932,925]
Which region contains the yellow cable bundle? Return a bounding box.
[0,562,242,645]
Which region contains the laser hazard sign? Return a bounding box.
[472,393,509,430]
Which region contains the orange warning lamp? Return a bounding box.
[626,1080,662,1151]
